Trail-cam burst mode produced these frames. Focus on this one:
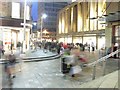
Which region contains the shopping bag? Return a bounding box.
[70,65,82,75]
[79,57,87,62]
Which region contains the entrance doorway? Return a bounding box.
[113,25,120,58]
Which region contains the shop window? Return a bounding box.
[115,26,120,36]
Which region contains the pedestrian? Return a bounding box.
[56,43,61,54]
[0,45,2,58]
[43,42,48,53]
[88,44,90,52]
[5,54,16,79]
[91,42,95,52]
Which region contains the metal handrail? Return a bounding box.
[85,49,120,80]
[86,49,120,66]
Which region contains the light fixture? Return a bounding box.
[33,22,37,26]
[40,13,47,42]
[89,17,97,20]
[109,12,115,15]
[102,15,108,17]
[42,14,47,19]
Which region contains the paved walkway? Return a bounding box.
[1,58,119,88]
[0,50,119,88]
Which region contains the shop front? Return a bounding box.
[58,34,105,50]
[0,26,30,52]
[83,35,105,50]
[73,37,82,44]
[114,25,120,46]
[0,18,31,52]
[59,37,72,44]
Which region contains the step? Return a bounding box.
[79,70,119,88]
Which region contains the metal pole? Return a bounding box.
[102,60,106,76]
[23,0,27,53]
[40,17,43,42]
[11,30,12,54]
[92,65,96,80]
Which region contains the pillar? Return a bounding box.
[105,26,112,48]
[71,7,73,33]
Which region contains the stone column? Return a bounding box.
[68,8,71,33]
[58,13,62,34]
[77,3,79,32]
[73,5,77,32]
[71,7,73,33]
[105,26,112,48]
[65,10,68,33]
[61,12,65,34]
[77,2,83,32]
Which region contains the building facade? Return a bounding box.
[0,1,31,52]
[57,1,120,50]
[37,2,68,41]
[105,2,120,48]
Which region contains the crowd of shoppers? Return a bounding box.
[31,40,97,55]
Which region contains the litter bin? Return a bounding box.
[61,57,71,74]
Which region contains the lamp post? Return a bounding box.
[40,14,47,42]
[32,22,37,39]
[22,0,27,53]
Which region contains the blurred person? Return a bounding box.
[4,54,16,80]
[65,55,82,78]
[4,51,11,60]
[70,48,80,57]
[88,44,90,52]
[70,65,82,78]
[91,42,95,53]
[60,44,64,55]
[18,53,26,72]
[75,43,80,49]
[0,45,2,58]
[43,42,48,53]
[56,43,61,54]
[14,48,22,72]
